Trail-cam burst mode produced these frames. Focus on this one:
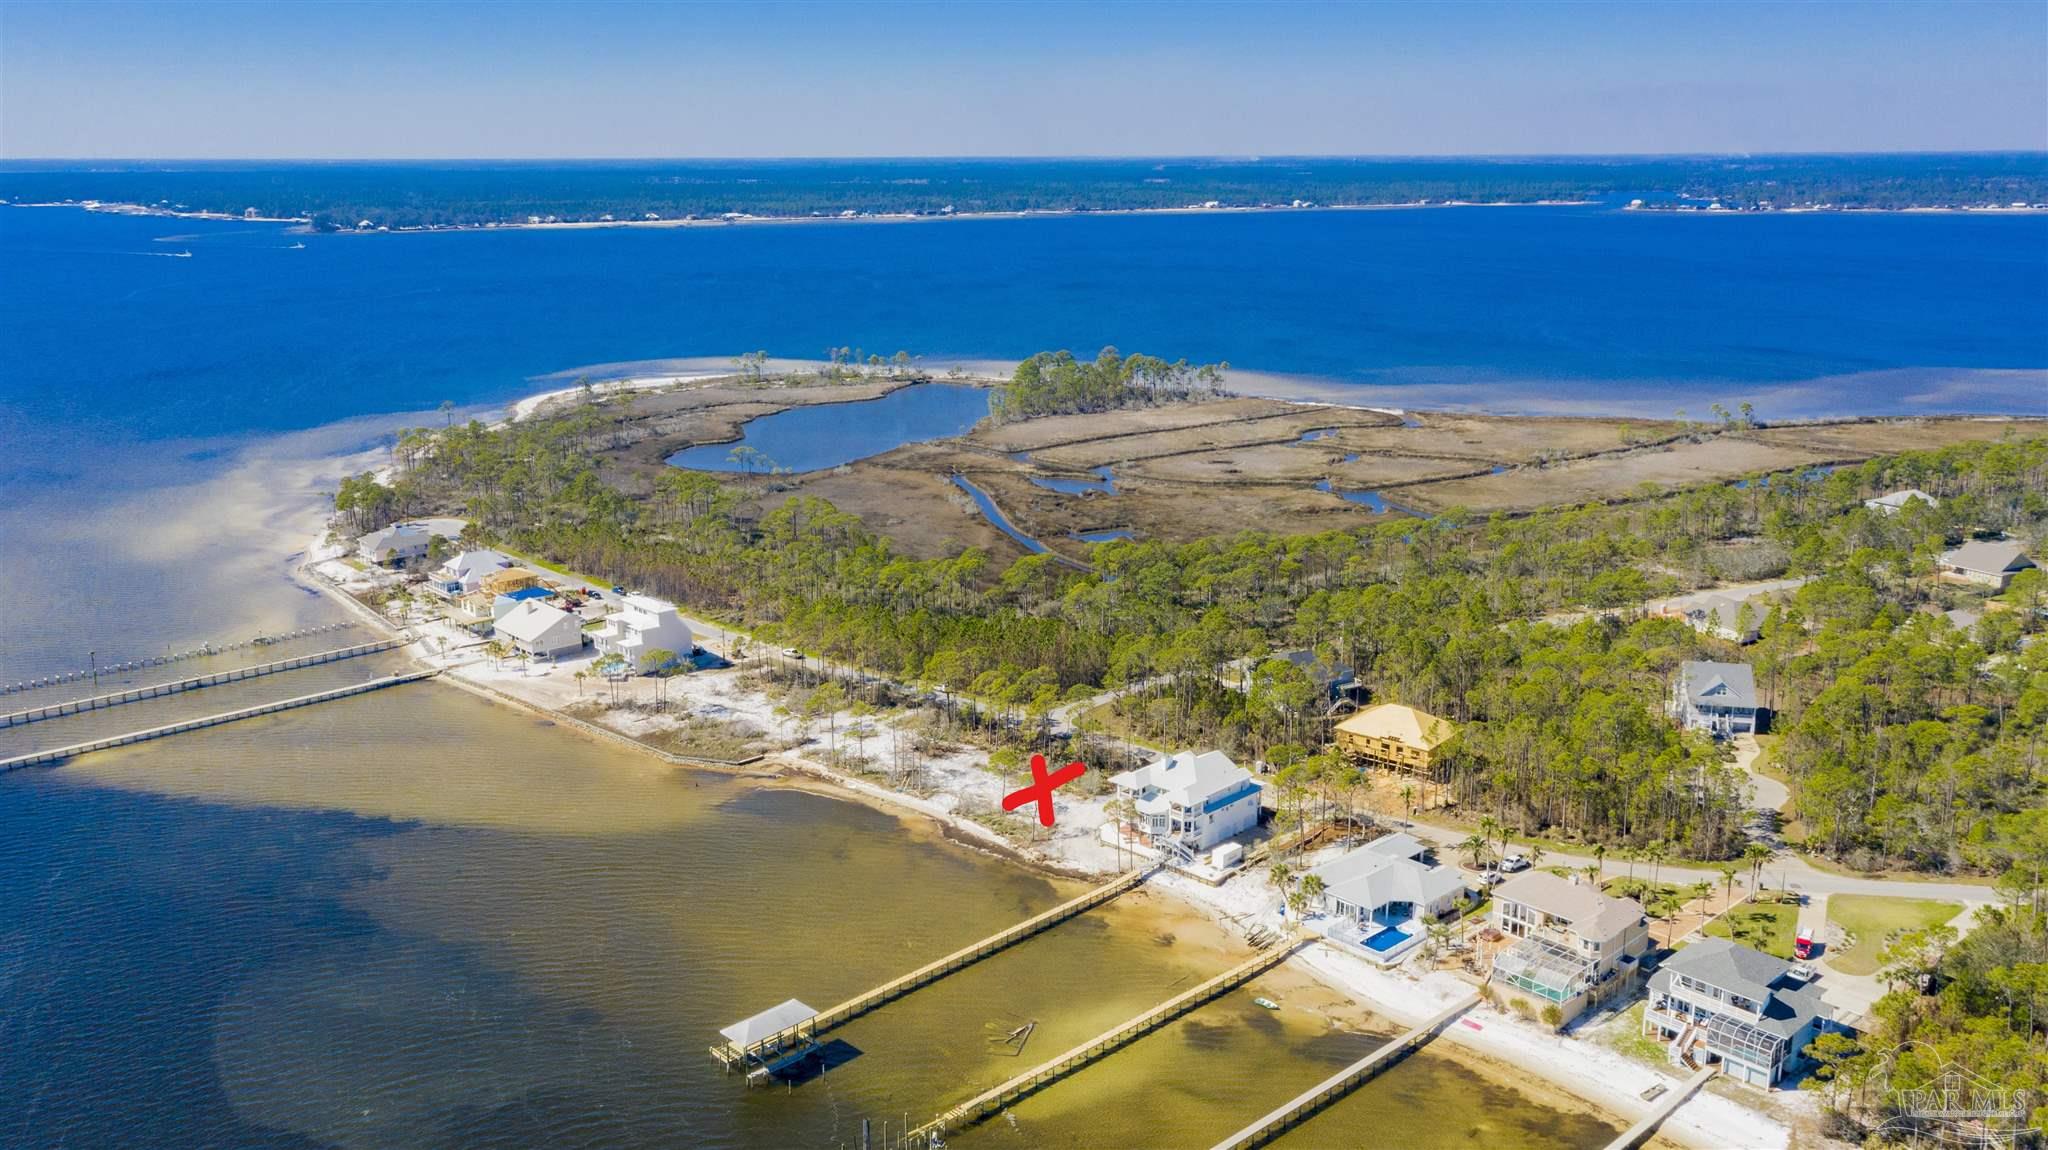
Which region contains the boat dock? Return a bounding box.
[711,865,1157,1073]
[1603,1065,1717,1150]
[1208,991,1481,1150]
[0,640,404,729]
[0,622,357,697]
[903,936,1308,1145]
[0,670,438,772]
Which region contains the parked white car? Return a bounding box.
[1500,853,1530,873]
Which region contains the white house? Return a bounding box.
[1109,750,1262,859]
[495,600,585,660]
[1937,541,2036,590]
[1309,832,1468,960]
[1673,660,1760,736]
[1864,489,1938,515]
[1489,871,1649,1024]
[357,523,433,565]
[428,549,515,596]
[589,594,695,668]
[1644,937,1834,1087]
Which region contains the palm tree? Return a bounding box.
[1743,842,1774,892]
[1527,844,1546,871]
[1718,864,1739,909]
[1458,834,1490,868]
[1592,843,1607,879]
[1399,784,1416,826]
[1299,873,1326,915]
[1477,816,1502,864]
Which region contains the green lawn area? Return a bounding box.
[1601,1003,1672,1069]
[1825,894,1963,976]
[1705,898,1799,959]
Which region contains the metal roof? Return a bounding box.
[719,999,817,1047]
[1680,660,1757,711]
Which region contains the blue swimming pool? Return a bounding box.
[1363,925,1412,953]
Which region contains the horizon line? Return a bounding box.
[4,149,2046,167]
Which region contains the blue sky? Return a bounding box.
[3,1,2043,158]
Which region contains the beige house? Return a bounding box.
[1489,871,1650,1025]
[1334,703,1456,775]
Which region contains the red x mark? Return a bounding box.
[1003,753,1087,827]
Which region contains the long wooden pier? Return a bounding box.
[713,865,1157,1071]
[0,670,438,772]
[1603,1065,1716,1150]
[903,937,1308,1145]
[1209,991,1481,1150]
[0,640,403,729]
[1,622,357,696]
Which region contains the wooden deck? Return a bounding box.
[0,640,403,728]
[710,864,1158,1070]
[904,937,1308,1144]
[1603,1065,1716,1150]
[0,670,438,772]
[1209,991,1481,1150]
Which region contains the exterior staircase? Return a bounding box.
[1674,1020,1703,1071]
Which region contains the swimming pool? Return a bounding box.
[1363,924,1412,953]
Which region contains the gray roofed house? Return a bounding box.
[1673,660,1760,736]
[1938,541,2036,590]
[357,522,433,565]
[1685,593,1763,644]
[1644,937,1835,1086]
[1488,871,1650,1023]
[1864,489,1938,515]
[1309,832,1469,963]
[1943,607,1984,631]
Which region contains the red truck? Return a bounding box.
[1794,927,1815,960]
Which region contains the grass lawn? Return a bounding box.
[1601,1003,1672,1069]
[1825,894,1963,975]
[1705,898,1799,959]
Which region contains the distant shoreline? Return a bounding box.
[10,194,2044,236]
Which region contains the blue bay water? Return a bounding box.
[0,195,2045,1150]
[666,382,991,472]
[3,202,2044,481]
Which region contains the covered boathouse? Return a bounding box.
[712,998,820,1085]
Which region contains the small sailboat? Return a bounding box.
[1253,996,1281,1011]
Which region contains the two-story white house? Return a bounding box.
[1109,750,1262,861]
[1673,660,1760,737]
[589,594,695,669]
[1488,871,1650,1024]
[494,600,585,660]
[1643,937,1834,1087]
